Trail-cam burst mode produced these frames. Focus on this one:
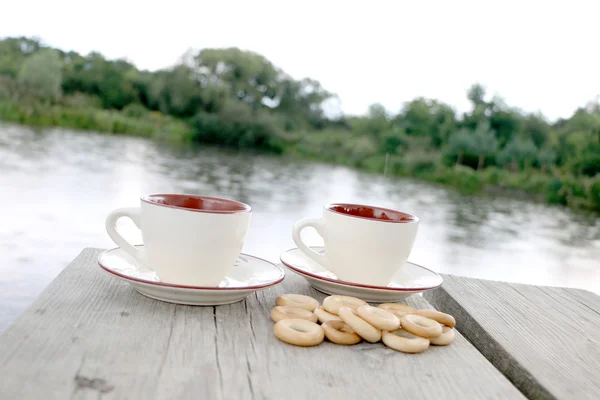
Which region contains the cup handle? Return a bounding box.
[292,217,329,269]
[105,207,148,268]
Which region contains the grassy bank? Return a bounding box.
[0,100,191,141]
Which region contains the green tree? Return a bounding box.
[380,127,405,154]
[498,137,538,171]
[523,114,551,147]
[431,102,457,147]
[462,83,490,131]
[537,146,556,171]
[447,120,497,169]
[395,98,456,147]
[489,109,521,146]
[560,108,600,134]
[366,103,390,134]
[399,98,431,137]
[448,128,472,166]
[149,65,206,117]
[467,83,486,108]
[275,77,332,129]
[348,103,391,138]
[195,48,279,109]
[61,52,139,109]
[191,99,283,151]
[588,177,600,210]
[0,37,41,77]
[17,49,62,99]
[471,120,498,170]
[573,148,600,177]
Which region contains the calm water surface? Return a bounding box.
[1,123,599,331]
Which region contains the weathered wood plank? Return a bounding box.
[424,274,600,400]
[0,249,524,400]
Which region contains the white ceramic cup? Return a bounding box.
[292,203,419,286]
[105,194,252,286]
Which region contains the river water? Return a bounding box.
[1,123,599,331]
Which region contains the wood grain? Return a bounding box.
[0,249,524,400]
[424,274,600,400]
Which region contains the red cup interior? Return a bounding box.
[327,203,417,223]
[141,194,251,213]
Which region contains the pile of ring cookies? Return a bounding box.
[271,294,456,354]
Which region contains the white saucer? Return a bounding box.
[98,246,285,306]
[280,247,443,302]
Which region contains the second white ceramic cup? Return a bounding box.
[292,203,418,286]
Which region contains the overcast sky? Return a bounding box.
[1,0,599,120]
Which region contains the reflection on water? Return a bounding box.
[1,123,599,331]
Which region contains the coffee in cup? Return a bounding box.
[105,194,251,286]
[292,203,418,286]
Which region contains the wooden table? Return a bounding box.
[1,249,599,399]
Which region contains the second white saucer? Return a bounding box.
[280,246,443,302]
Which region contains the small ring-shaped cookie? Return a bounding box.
[323,295,367,315]
[401,314,443,338]
[414,309,456,328]
[378,303,415,317]
[274,319,324,347]
[275,294,319,311]
[322,320,362,345]
[271,306,318,323]
[314,306,342,324]
[357,305,400,331]
[382,329,430,353]
[338,306,381,343]
[387,309,411,320]
[429,326,456,346]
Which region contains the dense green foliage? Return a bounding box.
[1,37,599,212]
